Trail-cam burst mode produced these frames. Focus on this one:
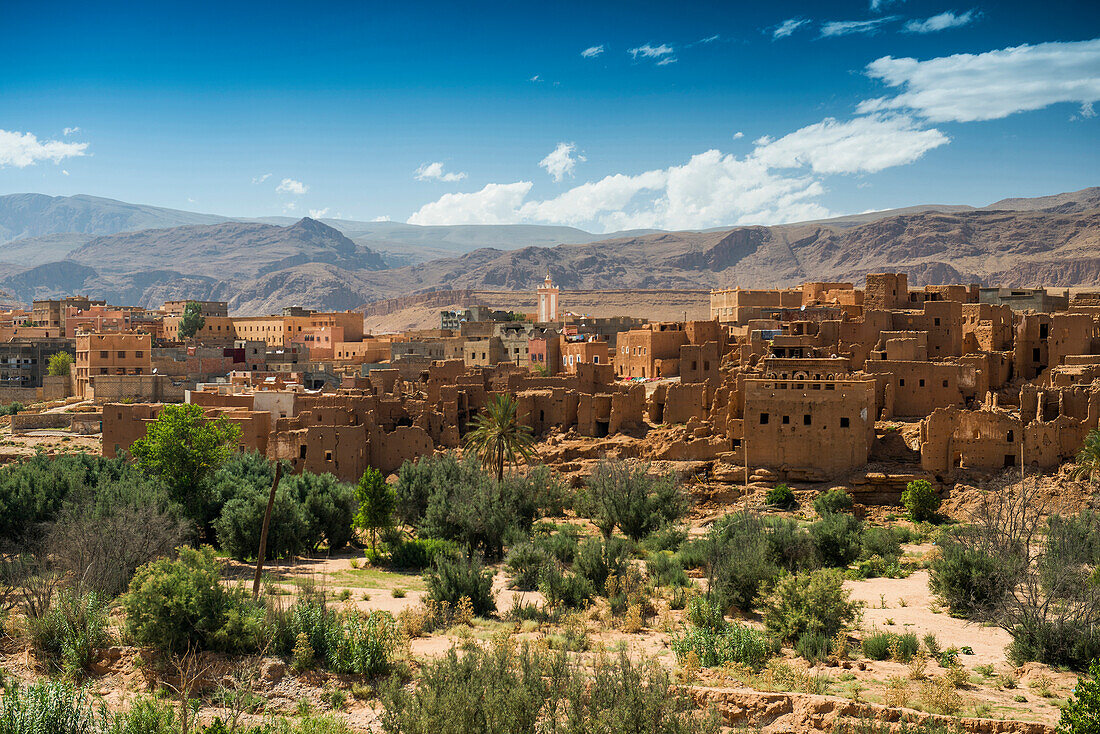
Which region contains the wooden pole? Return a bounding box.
[253,462,282,599]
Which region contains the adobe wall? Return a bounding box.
[649,382,708,425]
[743,377,876,480]
[11,412,73,433]
[863,361,976,417]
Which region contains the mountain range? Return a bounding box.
[0,187,1096,314]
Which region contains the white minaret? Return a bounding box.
[537,269,559,323]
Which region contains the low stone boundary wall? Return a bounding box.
[11,412,72,434]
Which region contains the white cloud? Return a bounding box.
[628,44,675,64]
[656,57,677,66]
[0,129,88,168]
[870,0,903,10]
[61,169,70,176]
[63,126,80,136]
[581,45,604,58]
[904,10,977,33]
[1078,101,1097,119]
[372,215,391,222]
[820,17,898,37]
[751,114,949,174]
[408,182,534,225]
[282,202,297,213]
[276,178,308,195]
[858,39,1100,122]
[696,34,720,44]
[529,74,543,82]
[733,131,744,139]
[773,18,810,39]
[309,208,330,218]
[539,142,586,182]
[415,161,468,183]
[252,173,272,184]
[407,109,955,232]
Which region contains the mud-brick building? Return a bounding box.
[738,375,877,481]
[74,331,152,399]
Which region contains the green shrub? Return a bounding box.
[795,631,832,664]
[765,484,796,510]
[810,512,864,568]
[29,589,111,676]
[531,523,581,564]
[671,622,771,670]
[703,513,780,612]
[675,539,708,570]
[106,696,179,734]
[1006,620,1100,671]
[579,459,687,541]
[123,545,267,653]
[861,630,920,661]
[213,455,356,560]
[902,480,940,522]
[861,526,902,562]
[380,640,719,734]
[642,525,689,553]
[685,595,726,633]
[0,679,106,734]
[647,551,689,588]
[425,553,495,616]
[1058,659,1100,734]
[505,543,550,591]
[757,568,861,643]
[813,489,853,516]
[929,530,1018,617]
[388,537,460,570]
[573,535,629,593]
[537,564,593,610]
[274,595,399,676]
[762,516,819,572]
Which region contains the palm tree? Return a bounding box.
[1072,429,1100,483]
[464,393,537,481]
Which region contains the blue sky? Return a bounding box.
[1,0,1098,232]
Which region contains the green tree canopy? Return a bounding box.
[47,351,74,377]
[1072,429,1100,484]
[354,466,395,552]
[177,301,206,339]
[130,403,241,534]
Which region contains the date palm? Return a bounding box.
[1072,429,1100,483]
[464,393,536,481]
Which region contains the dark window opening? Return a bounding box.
[840,417,849,428]
[299,445,307,459]
[782,415,790,424]
[760,412,769,425]
[899,378,905,387]
[1004,454,1016,467]
[942,380,949,388]
[595,420,610,438]
[919,379,925,387]
[803,414,811,426]
[1033,348,1041,362]
[1007,430,1014,442]
[1039,324,1049,339]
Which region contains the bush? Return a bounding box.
[425,553,495,616]
[505,543,550,591]
[762,516,819,572]
[810,512,864,568]
[1058,659,1100,734]
[685,595,726,633]
[573,535,630,593]
[757,569,861,643]
[123,546,267,653]
[537,564,594,610]
[531,523,581,564]
[647,551,689,588]
[29,589,112,676]
[388,537,460,570]
[765,484,796,510]
[380,640,719,734]
[580,459,687,541]
[274,595,400,676]
[642,525,689,553]
[106,697,179,734]
[861,630,919,661]
[0,679,106,734]
[795,631,832,664]
[929,529,1018,617]
[902,480,940,522]
[860,526,902,563]
[1006,620,1100,671]
[672,622,771,670]
[214,455,356,560]
[813,489,853,516]
[703,513,780,612]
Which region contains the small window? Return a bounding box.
[840,417,849,428]
[803,414,811,426]
[1007,430,1014,442]
[942,379,949,388]
[117,351,126,358]
[135,351,144,358]
[1033,348,1041,362]
[325,450,333,461]
[100,350,109,359]
[782,415,790,425]
[299,445,307,459]
[899,378,905,387]
[934,318,941,326]
[760,412,769,425]
[919,379,925,387]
